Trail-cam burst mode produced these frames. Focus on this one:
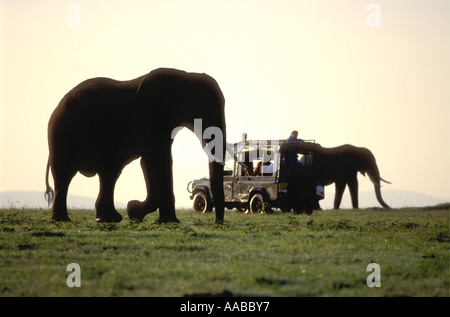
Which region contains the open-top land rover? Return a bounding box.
[187,138,324,215]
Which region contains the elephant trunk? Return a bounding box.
[368,174,391,209]
[374,181,391,209]
[209,161,225,223]
[200,122,226,224]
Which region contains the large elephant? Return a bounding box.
[45,68,226,224]
[312,144,391,209]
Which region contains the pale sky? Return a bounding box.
[1,0,449,209]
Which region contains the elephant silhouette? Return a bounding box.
[312,144,391,209]
[45,68,226,224]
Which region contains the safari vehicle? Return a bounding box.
[187,137,324,215]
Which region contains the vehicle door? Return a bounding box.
[223,156,236,201]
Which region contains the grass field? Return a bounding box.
[0,205,448,297]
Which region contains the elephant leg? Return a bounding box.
[348,175,359,209]
[155,145,178,224]
[333,181,346,210]
[127,156,159,222]
[52,168,76,222]
[313,200,322,210]
[95,171,123,223]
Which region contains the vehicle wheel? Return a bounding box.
[249,193,264,213]
[193,192,210,213]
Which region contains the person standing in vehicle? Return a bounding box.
[286,130,303,166]
[287,130,304,143]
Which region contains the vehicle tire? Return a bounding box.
[193,192,211,213]
[249,193,264,213]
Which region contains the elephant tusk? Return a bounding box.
[369,175,391,187]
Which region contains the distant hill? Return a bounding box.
[0,191,126,209]
[319,190,448,210]
[0,190,447,210]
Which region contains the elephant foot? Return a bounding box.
[52,215,71,222]
[127,199,157,222]
[95,211,123,223]
[158,205,179,224]
[158,215,180,224]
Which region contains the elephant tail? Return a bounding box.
[44,160,54,207]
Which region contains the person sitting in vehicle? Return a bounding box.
[252,160,262,176]
[252,159,273,176]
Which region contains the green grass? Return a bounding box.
[0,205,448,296]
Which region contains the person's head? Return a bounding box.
[290,130,298,138]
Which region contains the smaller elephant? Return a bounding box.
[313,144,391,209]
